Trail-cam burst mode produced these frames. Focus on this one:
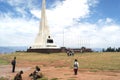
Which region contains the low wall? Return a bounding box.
[27,48,64,53]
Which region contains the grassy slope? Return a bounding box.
[0,52,120,71]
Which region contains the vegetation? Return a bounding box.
[38,77,48,80]
[0,58,9,65]
[0,77,9,80]
[103,47,120,52]
[50,78,58,80]
[0,52,120,71]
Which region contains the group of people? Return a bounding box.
[66,49,74,56]
[11,56,79,80]
[11,57,42,80]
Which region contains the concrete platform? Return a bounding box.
[27,47,66,53]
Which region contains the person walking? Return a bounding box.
[11,57,16,73]
[73,59,79,75]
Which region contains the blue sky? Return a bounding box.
[0,0,120,48]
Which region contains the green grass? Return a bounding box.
[0,52,120,71]
[78,52,120,71]
[50,78,58,80]
[0,77,9,80]
[0,58,9,65]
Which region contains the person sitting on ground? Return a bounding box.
[29,66,43,80]
[14,70,23,80]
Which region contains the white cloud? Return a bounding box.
[0,15,39,46]
[30,9,41,18]
[31,0,91,29]
[48,0,90,27]
[98,18,114,25]
[0,0,120,49]
[7,0,36,9]
[106,18,113,23]
[61,22,120,48]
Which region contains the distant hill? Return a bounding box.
[0,46,28,54]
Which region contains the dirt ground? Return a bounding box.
[1,60,120,80]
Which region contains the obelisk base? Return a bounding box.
[27,47,66,53]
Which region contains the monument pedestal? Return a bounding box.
[27,48,62,53]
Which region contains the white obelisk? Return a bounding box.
[31,0,58,49]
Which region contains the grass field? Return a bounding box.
[0,52,120,71]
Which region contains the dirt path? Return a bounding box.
[1,64,120,80]
[0,65,31,80]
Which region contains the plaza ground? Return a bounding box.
[0,52,120,80]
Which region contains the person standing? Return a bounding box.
[11,57,16,73]
[73,59,79,75]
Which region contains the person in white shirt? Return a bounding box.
[73,59,79,75]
